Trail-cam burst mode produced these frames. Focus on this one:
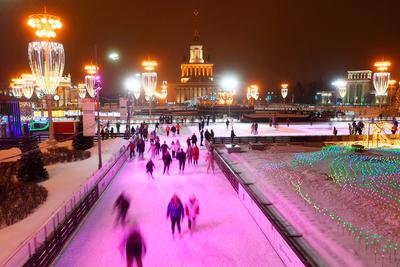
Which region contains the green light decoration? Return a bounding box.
[281,145,400,264]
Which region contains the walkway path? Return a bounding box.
[55,133,284,267]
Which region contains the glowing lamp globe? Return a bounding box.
[281,83,289,99]
[20,73,35,99]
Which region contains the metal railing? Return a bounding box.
[214,150,322,267]
[2,143,129,267]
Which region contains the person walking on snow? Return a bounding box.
[176,148,187,174]
[192,144,199,166]
[166,194,184,239]
[146,159,155,179]
[185,195,199,232]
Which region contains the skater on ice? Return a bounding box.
[120,224,146,267]
[185,194,199,232]
[146,159,155,179]
[166,194,184,239]
[113,192,130,226]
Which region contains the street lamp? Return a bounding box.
[281,83,289,104]
[108,51,120,62]
[373,61,391,107]
[220,76,239,119]
[27,12,65,142]
[142,59,158,116]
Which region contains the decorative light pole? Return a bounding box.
[332,79,347,105]
[27,12,65,141]
[281,83,289,104]
[84,65,102,168]
[373,61,391,107]
[142,59,158,116]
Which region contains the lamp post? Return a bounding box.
[332,79,347,106]
[281,83,289,105]
[373,61,391,108]
[27,13,65,142]
[84,64,102,168]
[142,59,158,117]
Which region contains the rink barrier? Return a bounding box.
[2,143,129,267]
[214,150,322,267]
[212,134,368,145]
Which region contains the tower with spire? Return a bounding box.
[176,9,217,104]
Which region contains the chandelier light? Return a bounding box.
[78,83,87,98]
[85,75,96,98]
[332,79,347,99]
[20,73,35,99]
[161,81,168,99]
[373,61,391,96]
[10,78,23,98]
[281,83,289,99]
[142,60,158,99]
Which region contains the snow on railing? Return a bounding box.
[2,143,129,267]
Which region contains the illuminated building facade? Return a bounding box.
[176,10,217,104]
[345,70,373,105]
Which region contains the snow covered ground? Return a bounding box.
[187,121,351,137]
[55,134,284,267]
[0,138,127,264]
[219,144,383,267]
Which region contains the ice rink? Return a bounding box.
[55,134,284,267]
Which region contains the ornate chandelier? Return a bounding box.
[373,61,391,96]
[85,75,96,98]
[160,81,168,99]
[281,83,289,99]
[247,85,259,100]
[78,83,87,98]
[10,78,23,98]
[332,79,347,99]
[21,73,35,99]
[141,60,158,99]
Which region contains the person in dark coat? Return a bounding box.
[116,122,120,133]
[166,194,184,238]
[200,129,204,146]
[160,141,169,155]
[146,159,155,179]
[110,127,114,138]
[162,151,172,175]
[120,225,146,267]
[176,148,186,174]
[230,128,236,144]
[186,137,191,148]
[155,138,161,156]
[138,139,145,160]
[198,122,202,132]
[210,129,215,140]
[191,133,197,145]
[204,129,211,143]
[226,119,230,130]
[129,140,136,159]
[171,125,177,137]
[101,128,105,140]
[113,192,130,226]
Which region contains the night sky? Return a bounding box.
[1,0,400,100]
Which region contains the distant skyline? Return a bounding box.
[1,0,400,100]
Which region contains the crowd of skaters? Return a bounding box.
[115,121,213,266]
